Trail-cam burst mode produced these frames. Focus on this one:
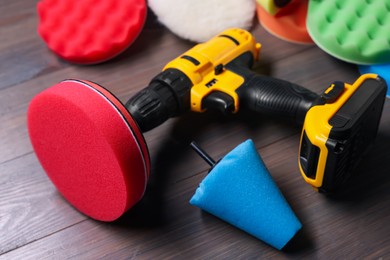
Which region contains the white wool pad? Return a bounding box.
[148,0,256,42]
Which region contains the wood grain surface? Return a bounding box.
[1,1,389,259]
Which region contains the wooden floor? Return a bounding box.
[1,1,389,259]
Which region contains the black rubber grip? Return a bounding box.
[237,74,321,124]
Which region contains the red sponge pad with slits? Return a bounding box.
[28,80,150,221]
[37,0,146,64]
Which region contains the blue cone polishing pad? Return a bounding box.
[359,64,390,98]
[190,139,302,250]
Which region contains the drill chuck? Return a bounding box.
[126,69,192,132]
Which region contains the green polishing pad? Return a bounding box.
[307,0,390,65]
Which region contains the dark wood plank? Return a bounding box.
[0,153,86,255]
[0,1,69,90]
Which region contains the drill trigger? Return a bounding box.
[202,91,235,114]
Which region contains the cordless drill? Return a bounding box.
[28,28,387,221]
[126,28,387,193]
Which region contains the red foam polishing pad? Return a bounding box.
[28,80,150,221]
[37,0,146,64]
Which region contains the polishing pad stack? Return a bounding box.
[37,0,147,64]
[190,140,302,250]
[256,0,313,44]
[28,80,150,221]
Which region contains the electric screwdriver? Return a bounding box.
[28,28,387,221]
[125,28,387,193]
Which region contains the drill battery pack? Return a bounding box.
[299,74,387,193]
